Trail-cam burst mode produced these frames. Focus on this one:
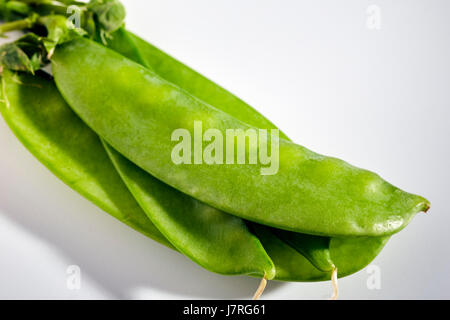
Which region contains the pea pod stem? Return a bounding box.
[0,14,67,34]
[329,267,339,300]
[0,14,36,33]
[252,277,267,300]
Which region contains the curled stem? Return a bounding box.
[252,277,267,300]
[329,267,339,300]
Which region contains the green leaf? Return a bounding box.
[0,34,48,73]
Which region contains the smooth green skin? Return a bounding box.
[252,225,390,281]
[104,143,275,279]
[273,230,335,272]
[52,38,429,238]
[0,69,173,248]
[106,29,392,281]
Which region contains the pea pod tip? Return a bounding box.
[420,200,431,214]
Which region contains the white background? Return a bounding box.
[0,0,449,299]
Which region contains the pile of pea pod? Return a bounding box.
[0,0,430,299]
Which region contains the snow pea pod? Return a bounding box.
[58,30,392,282]
[105,29,391,282]
[52,38,429,238]
[0,69,172,248]
[48,31,397,283]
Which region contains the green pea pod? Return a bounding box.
[105,29,388,281]
[105,29,391,281]
[55,32,404,279]
[68,31,391,281]
[52,38,430,238]
[0,69,172,248]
